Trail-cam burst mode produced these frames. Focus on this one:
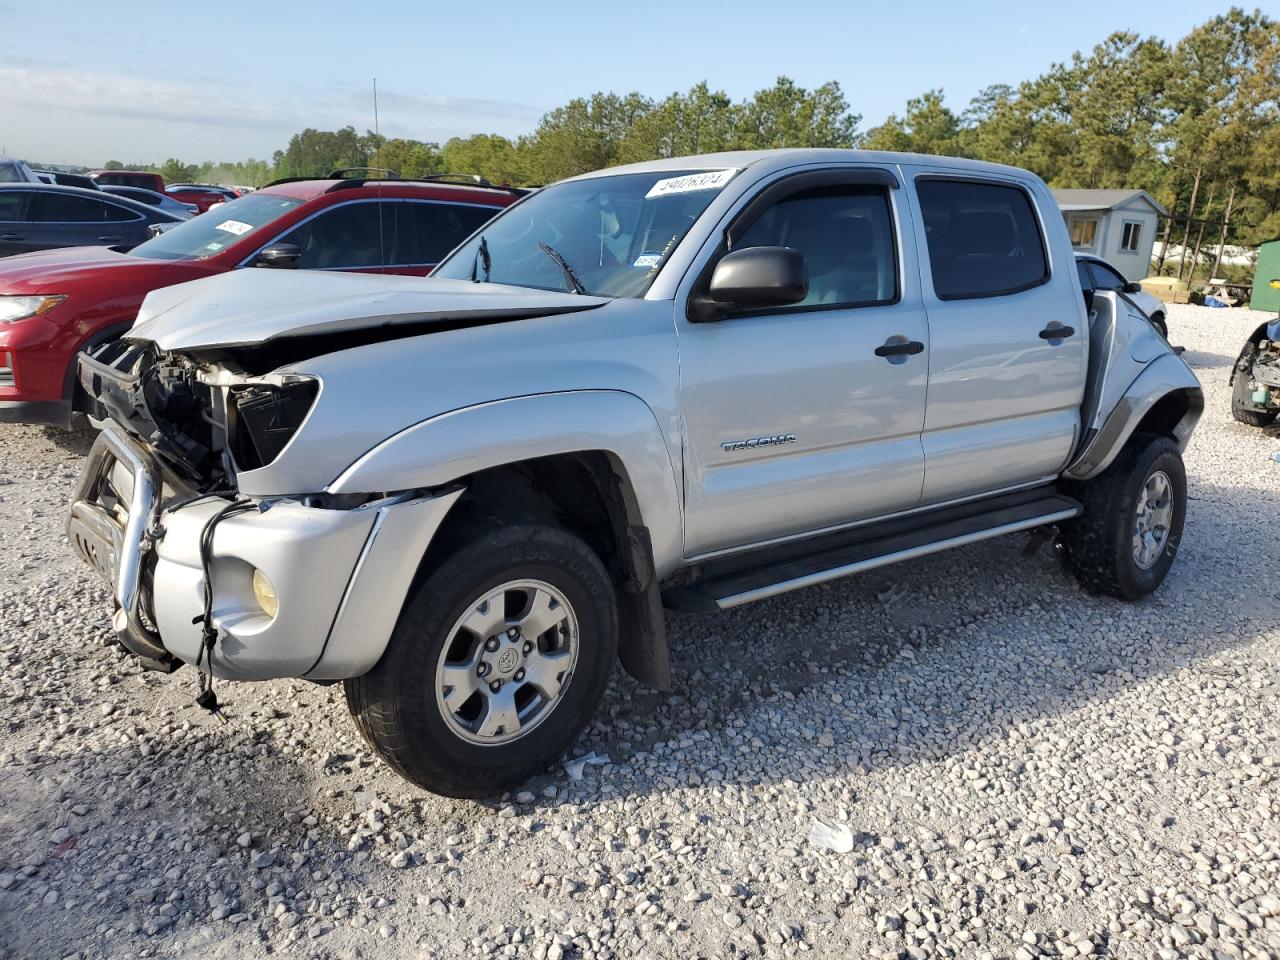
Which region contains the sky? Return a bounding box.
[0,0,1257,168]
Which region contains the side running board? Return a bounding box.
[663,491,1081,612]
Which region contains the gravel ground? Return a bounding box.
[1,302,1278,960]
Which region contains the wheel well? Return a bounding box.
[1135,389,1202,442]
[418,452,672,689]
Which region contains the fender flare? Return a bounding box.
[326,389,685,576]
[1064,354,1204,480]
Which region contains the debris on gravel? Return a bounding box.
[1,303,1279,959]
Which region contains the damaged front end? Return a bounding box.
[77,339,319,492]
[67,337,464,683]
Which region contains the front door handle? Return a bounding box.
[874,337,925,361]
[1039,323,1075,341]
[0,234,22,241]
[97,235,123,243]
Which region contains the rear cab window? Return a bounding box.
[915,178,1049,300]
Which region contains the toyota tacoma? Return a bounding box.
[67,149,1203,797]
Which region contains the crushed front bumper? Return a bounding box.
[67,426,463,680]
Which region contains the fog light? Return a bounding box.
[252,568,278,619]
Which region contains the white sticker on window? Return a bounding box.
[644,169,736,199]
[633,254,662,268]
[214,219,252,236]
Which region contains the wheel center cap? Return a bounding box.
[496,648,520,674]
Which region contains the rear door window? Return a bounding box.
[916,179,1049,300]
[395,202,498,266]
[30,192,135,223]
[277,201,386,269]
[0,190,29,220]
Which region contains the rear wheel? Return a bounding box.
[1061,433,1187,600]
[1231,345,1277,427]
[345,521,617,797]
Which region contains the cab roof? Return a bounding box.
[566,148,1041,184]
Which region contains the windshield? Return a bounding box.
[129,193,304,261]
[433,169,737,297]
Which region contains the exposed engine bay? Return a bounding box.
[78,339,318,491]
[1242,338,1280,410]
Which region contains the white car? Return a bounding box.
[0,157,40,184]
[1075,254,1167,338]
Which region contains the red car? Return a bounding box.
[165,184,238,213]
[91,170,167,193]
[0,174,519,425]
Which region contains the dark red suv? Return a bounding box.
[0,173,519,425]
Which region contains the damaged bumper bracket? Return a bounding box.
[67,427,176,670]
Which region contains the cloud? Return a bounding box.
[0,64,543,137]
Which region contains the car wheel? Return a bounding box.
[1060,433,1186,601]
[1231,345,1277,427]
[345,520,618,797]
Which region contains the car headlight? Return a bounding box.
[0,295,67,324]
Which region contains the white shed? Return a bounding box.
[1050,188,1167,282]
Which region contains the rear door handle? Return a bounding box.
[874,337,925,360]
[97,235,123,243]
[0,234,22,241]
[1039,324,1075,341]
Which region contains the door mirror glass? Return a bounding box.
[697,246,807,319]
[255,241,302,269]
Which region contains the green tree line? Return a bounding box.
[107,8,1279,255]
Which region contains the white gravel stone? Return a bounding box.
[1,304,1278,958]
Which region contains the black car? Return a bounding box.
[0,183,185,256]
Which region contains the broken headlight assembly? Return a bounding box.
[226,376,320,471]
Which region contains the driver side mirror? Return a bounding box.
[690,246,808,321]
[1123,281,1143,294]
[255,242,302,269]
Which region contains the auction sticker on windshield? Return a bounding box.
[645,169,737,199]
[214,219,253,236]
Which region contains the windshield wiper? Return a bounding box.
[470,235,491,283]
[537,241,585,295]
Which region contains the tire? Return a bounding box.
[1231,345,1277,427]
[1060,433,1187,601]
[345,521,618,797]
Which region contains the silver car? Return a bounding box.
[68,149,1201,796]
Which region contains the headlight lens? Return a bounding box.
[252,568,278,619]
[0,295,67,323]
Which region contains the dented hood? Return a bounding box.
[128,268,610,352]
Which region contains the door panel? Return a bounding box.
[677,173,929,556]
[906,171,1086,504]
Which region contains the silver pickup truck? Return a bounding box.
[68,149,1203,796]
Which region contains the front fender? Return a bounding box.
[1064,353,1203,480]
[327,390,685,576]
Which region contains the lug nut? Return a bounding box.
[485,637,500,651]
[477,663,489,677]
[523,642,533,655]
[507,627,519,639]
[514,669,525,681]
[489,680,502,693]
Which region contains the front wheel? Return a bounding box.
[345,522,618,797]
[1060,433,1187,600]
